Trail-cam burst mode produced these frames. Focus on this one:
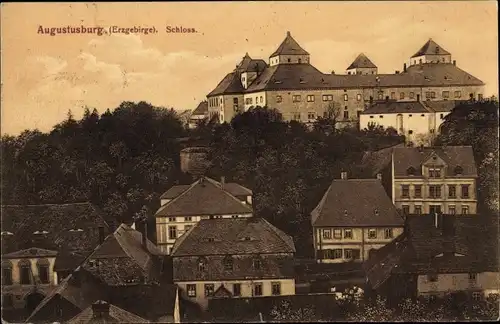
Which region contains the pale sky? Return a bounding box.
[1,1,498,135]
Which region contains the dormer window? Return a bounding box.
[406,166,416,176]
[429,168,441,178]
[198,257,207,272]
[454,166,463,175]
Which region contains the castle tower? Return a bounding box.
[410,38,452,65]
[269,31,310,66]
[346,53,378,75]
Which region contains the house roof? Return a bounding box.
[362,101,430,114]
[361,143,405,177]
[191,101,208,116]
[81,224,163,286]
[422,100,468,112]
[1,203,110,255]
[411,38,451,58]
[156,177,253,217]
[160,180,252,200]
[2,247,58,259]
[347,53,377,69]
[67,300,149,324]
[311,179,403,227]
[392,146,477,177]
[236,53,268,73]
[207,71,245,96]
[270,31,310,57]
[171,217,295,256]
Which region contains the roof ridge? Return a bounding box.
[260,218,295,252]
[155,178,202,216]
[204,177,253,213]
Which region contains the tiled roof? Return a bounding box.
[155,177,253,217]
[207,71,245,97]
[411,39,451,58]
[2,247,58,259]
[236,53,268,73]
[362,101,430,114]
[361,143,405,176]
[270,31,310,57]
[171,217,295,256]
[311,179,403,227]
[67,300,149,324]
[191,101,208,116]
[347,53,377,69]
[392,145,477,177]
[422,100,468,112]
[160,180,252,200]
[1,203,110,255]
[82,224,162,286]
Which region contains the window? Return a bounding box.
[461,185,470,198]
[397,92,404,100]
[204,284,215,297]
[168,226,177,240]
[343,111,349,120]
[368,229,377,239]
[431,92,436,98]
[253,283,263,296]
[308,112,316,120]
[429,168,441,178]
[223,256,233,271]
[37,260,50,284]
[454,166,463,175]
[407,167,416,176]
[391,92,396,100]
[414,185,422,198]
[298,58,302,63]
[344,229,353,239]
[449,205,456,214]
[402,205,410,215]
[454,91,462,98]
[428,274,438,282]
[20,262,31,285]
[333,249,342,259]
[469,273,477,281]
[425,92,431,99]
[276,95,282,103]
[307,95,315,102]
[292,95,301,102]
[287,58,291,63]
[253,257,262,270]
[448,185,457,198]
[442,91,449,99]
[233,97,238,105]
[168,217,176,222]
[343,94,348,101]
[384,228,393,239]
[478,94,483,101]
[1,263,12,285]
[271,282,281,295]
[462,205,469,215]
[430,205,442,214]
[293,113,301,121]
[323,229,332,239]
[357,94,362,101]
[415,205,422,214]
[401,185,410,198]
[260,96,263,104]
[185,216,192,222]
[333,229,342,239]
[378,93,383,100]
[472,292,482,301]
[344,249,353,259]
[233,283,241,297]
[187,284,197,297]
[198,257,207,272]
[409,92,415,99]
[322,94,333,101]
[440,113,444,119]
[429,185,442,198]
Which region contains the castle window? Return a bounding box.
[271,282,281,295]
[384,228,394,239]
[292,95,301,102]
[415,205,422,214]
[187,284,196,297]
[414,185,422,197]
[368,229,377,239]
[168,226,177,240]
[308,112,315,120]
[276,95,282,103]
[344,228,353,239]
[323,229,332,239]
[357,94,361,101]
[462,205,469,214]
[401,185,410,198]
[322,95,333,102]
[461,185,470,199]
[442,91,450,99]
[307,95,315,102]
[204,284,215,297]
[454,91,462,98]
[344,94,348,101]
[429,168,441,178]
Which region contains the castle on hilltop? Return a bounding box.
[205,32,485,128]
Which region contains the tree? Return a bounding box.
[269,300,316,322]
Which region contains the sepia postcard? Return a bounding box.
[1,1,499,322]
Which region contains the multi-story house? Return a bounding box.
[311,172,404,263]
[171,217,296,308]
[155,176,253,254]
[207,33,485,124]
[1,203,110,315]
[359,100,468,145]
[364,214,499,302]
[391,146,478,215]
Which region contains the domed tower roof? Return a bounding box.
[347,53,377,69]
[411,38,451,58]
[270,31,309,57]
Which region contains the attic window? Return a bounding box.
[407,166,416,176]
[33,230,49,235]
[299,78,306,84]
[454,166,463,175]
[206,237,216,242]
[69,229,84,232]
[274,80,282,84]
[344,210,348,216]
[241,236,253,241]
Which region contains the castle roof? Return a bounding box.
[347,53,377,69]
[207,71,245,96]
[411,38,451,58]
[270,31,309,57]
[236,53,267,73]
[191,101,208,116]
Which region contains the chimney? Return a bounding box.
[376,173,382,181]
[403,63,407,72]
[92,300,110,319]
[453,60,456,66]
[98,226,105,244]
[340,171,348,180]
[220,176,225,190]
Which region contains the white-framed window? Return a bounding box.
[323,229,331,239]
[187,284,197,297]
[271,282,281,296]
[356,94,362,101]
[344,249,353,259]
[368,229,377,239]
[454,91,462,98]
[168,226,177,240]
[442,91,450,99]
[333,229,342,239]
[384,228,393,239]
[472,292,482,301]
[462,205,469,215]
[307,95,315,102]
[276,95,282,103]
[343,94,348,101]
[168,217,176,222]
[204,284,215,297]
[308,112,316,120]
[322,94,333,101]
[344,228,353,239]
[292,95,301,102]
[185,216,192,221]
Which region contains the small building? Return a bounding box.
[155,176,253,254]
[391,145,478,215]
[171,217,296,308]
[410,38,452,65]
[188,101,209,129]
[346,53,378,75]
[311,172,404,263]
[364,214,499,303]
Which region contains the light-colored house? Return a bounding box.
[207,33,485,124]
[391,146,478,216]
[155,176,253,254]
[311,172,404,263]
[171,217,296,309]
